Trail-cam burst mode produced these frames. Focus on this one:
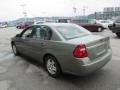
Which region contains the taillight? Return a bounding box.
[73,44,88,58]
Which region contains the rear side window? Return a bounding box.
[34,26,52,40]
[41,26,52,40]
[55,24,91,40]
[36,27,45,39]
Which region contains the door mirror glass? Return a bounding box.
[113,23,116,27]
[16,34,20,37]
[25,34,31,38]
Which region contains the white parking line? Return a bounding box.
[0,53,14,62]
[0,80,12,90]
[0,66,7,74]
[112,56,120,61]
[117,88,120,90]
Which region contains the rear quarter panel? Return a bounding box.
[41,40,84,72]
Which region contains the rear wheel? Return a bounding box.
[45,56,61,78]
[98,27,102,32]
[12,44,19,56]
[116,33,120,37]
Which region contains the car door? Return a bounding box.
[26,25,52,62]
[15,26,35,55]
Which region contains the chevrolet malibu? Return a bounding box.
[11,23,112,78]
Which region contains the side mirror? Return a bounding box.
[26,34,31,38]
[16,34,20,37]
[113,23,116,27]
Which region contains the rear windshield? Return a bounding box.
[55,24,91,40]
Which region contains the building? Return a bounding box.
[88,12,103,20]
[88,7,120,20]
[103,7,120,19]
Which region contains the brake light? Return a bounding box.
[73,44,88,58]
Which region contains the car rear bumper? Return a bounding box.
[110,28,120,33]
[64,50,112,76]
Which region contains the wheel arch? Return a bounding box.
[43,53,62,72]
[99,26,104,30]
[11,41,14,46]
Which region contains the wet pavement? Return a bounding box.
[0,27,120,90]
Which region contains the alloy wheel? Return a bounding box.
[46,59,57,75]
[45,56,61,78]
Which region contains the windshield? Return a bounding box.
[55,24,91,40]
[88,20,96,24]
[115,17,120,23]
[101,20,109,23]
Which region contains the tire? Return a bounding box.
[45,56,61,78]
[116,33,120,37]
[12,44,19,56]
[16,26,20,29]
[98,27,102,32]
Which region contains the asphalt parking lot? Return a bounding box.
[0,27,120,90]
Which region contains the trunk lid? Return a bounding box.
[67,35,110,60]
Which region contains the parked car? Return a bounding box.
[108,16,120,37]
[11,23,112,78]
[16,23,22,29]
[16,21,34,29]
[72,19,104,32]
[34,21,46,25]
[80,23,104,32]
[0,24,7,28]
[98,20,113,29]
[57,19,71,23]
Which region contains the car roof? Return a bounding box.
[34,23,76,27]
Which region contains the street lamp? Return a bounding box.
[21,4,27,22]
[83,6,88,16]
[73,7,77,16]
[69,0,77,17]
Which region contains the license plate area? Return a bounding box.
[95,43,106,56]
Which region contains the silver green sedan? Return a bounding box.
[11,23,112,78]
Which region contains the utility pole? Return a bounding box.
[21,4,27,22]
[73,6,77,16]
[83,6,88,16]
[70,0,77,17]
[95,12,97,19]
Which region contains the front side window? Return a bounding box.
[21,27,33,39]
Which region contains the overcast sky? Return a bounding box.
[0,0,119,21]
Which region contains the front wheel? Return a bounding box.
[12,44,19,56]
[116,33,120,37]
[45,56,61,78]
